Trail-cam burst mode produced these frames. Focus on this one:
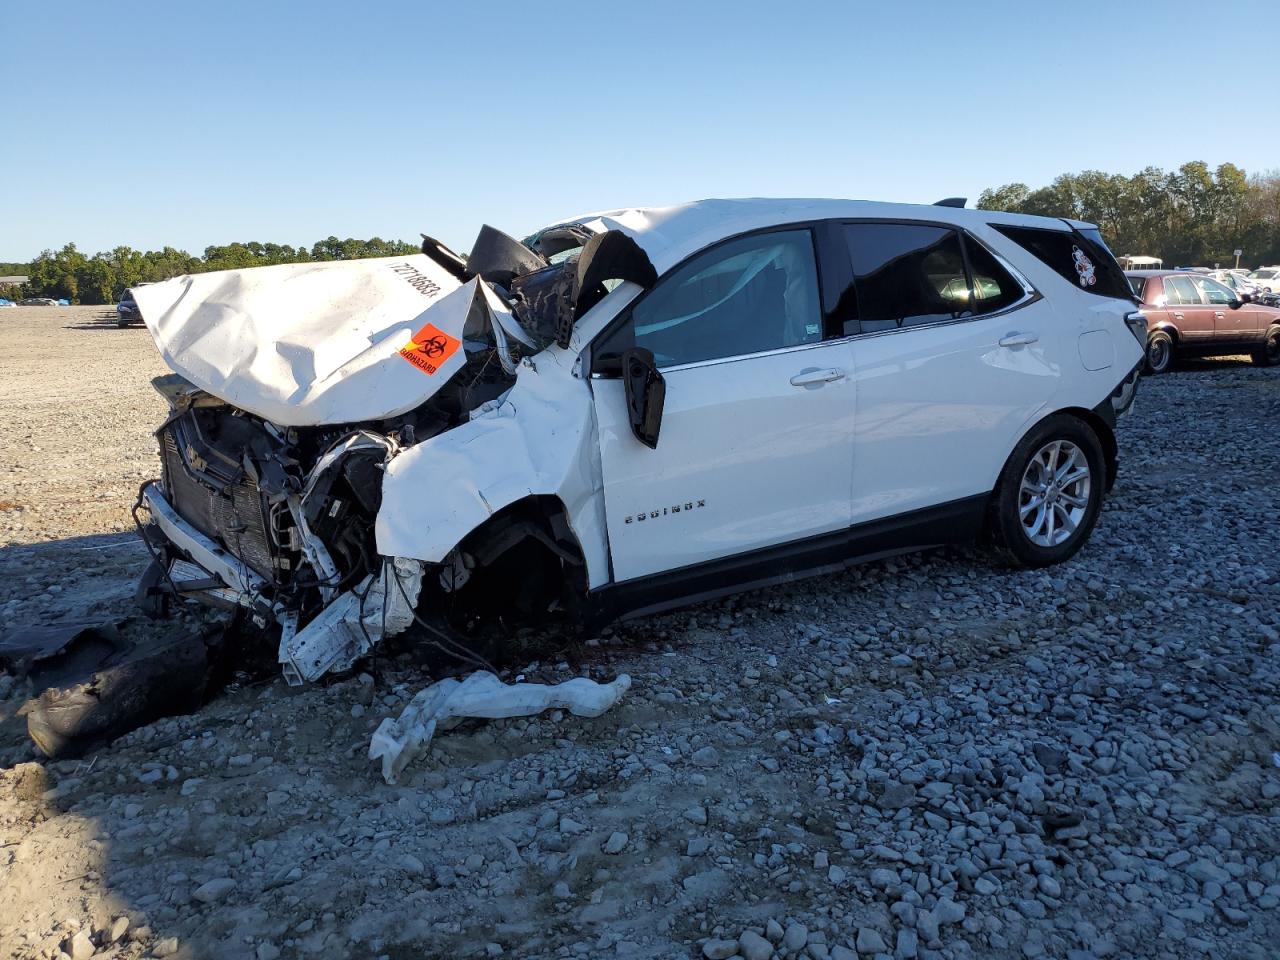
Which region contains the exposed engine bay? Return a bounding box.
[132,223,656,685]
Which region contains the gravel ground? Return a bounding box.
[1,304,1278,960]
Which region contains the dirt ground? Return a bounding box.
[1,305,1278,960]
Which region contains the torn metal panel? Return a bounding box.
[369,670,632,783]
[374,346,612,589]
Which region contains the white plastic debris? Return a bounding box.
[369,671,632,783]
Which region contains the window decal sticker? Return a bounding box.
[1071,245,1097,288]
[399,322,460,375]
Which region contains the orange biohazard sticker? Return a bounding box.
[399,322,461,375]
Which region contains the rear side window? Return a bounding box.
[1164,276,1201,306]
[992,224,1135,302]
[841,223,1023,333]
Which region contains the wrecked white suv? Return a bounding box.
[133,199,1143,685]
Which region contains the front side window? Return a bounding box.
[593,229,821,370]
[1164,275,1202,306]
[1194,276,1235,304]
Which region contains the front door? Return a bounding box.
[590,227,855,582]
[1195,275,1258,343]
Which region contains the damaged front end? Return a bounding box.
[135,369,502,684]
[132,223,657,685]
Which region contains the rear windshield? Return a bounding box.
[992,224,1136,302]
[1127,275,1146,297]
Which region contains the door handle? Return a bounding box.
[1173,312,1184,320]
[789,368,845,387]
[997,331,1039,348]
[1214,311,1226,319]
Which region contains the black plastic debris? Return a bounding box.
[25,628,217,759]
[0,622,126,689]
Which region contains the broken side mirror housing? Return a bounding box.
[621,347,665,449]
[467,224,547,288]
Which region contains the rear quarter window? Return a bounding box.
[992,224,1135,302]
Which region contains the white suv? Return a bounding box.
[1248,267,1280,293]
[132,199,1144,684]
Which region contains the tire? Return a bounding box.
[1252,326,1280,367]
[1145,330,1173,374]
[987,414,1106,569]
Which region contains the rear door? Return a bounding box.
[1164,275,1214,345]
[590,227,856,582]
[837,222,1050,523]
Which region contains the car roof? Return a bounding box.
[537,198,1091,273]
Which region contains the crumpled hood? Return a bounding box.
[134,255,485,426]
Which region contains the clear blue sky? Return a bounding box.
[3,0,1277,261]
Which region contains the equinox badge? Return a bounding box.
[625,500,706,524]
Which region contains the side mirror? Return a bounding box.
[621,347,665,449]
[1239,292,1254,304]
[1229,297,1244,309]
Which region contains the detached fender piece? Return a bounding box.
[374,355,611,589]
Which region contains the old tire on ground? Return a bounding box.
[1252,326,1280,367]
[987,414,1106,569]
[1145,330,1173,374]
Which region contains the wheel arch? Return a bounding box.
[439,493,591,621]
[991,405,1117,504]
[1059,406,1117,492]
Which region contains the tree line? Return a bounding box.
[977,162,1280,268]
[2,236,420,304]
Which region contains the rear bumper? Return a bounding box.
[1108,362,1141,419]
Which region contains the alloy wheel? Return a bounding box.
[1018,440,1092,547]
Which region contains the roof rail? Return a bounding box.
[933,197,967,208]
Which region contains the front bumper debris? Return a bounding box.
[369,670,632,783]
[141,483,271,615]
[139,482,425,686]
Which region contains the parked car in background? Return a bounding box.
[1209,270,1258,298]
[116,292,143,326]
[1127,270,1280,371]
[19,297,58,306]
[1247,266,1280,293]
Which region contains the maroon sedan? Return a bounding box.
[1127,270,1280,373]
